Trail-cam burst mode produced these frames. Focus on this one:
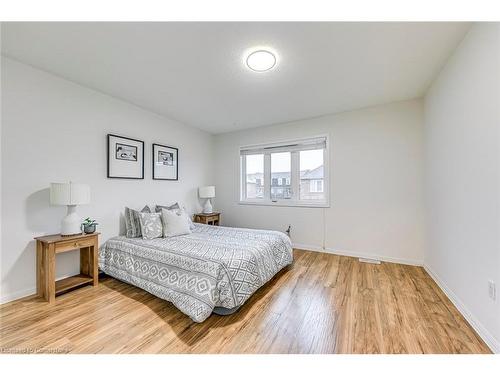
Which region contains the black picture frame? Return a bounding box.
[107,134,144,179]
[152,143,179,181]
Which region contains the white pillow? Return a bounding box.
[157,202,195,230]
[161,208,191,237]
[181,205,196,230]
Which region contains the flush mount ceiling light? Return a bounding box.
[245,49,277,72]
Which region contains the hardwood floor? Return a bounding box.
[0,250,491,354]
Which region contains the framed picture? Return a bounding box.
[107,134,144,179]
[153,143,178,180]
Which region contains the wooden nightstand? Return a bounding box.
[193,212,221,226]
[34,232,99,303]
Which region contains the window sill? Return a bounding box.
[238,200,330,208]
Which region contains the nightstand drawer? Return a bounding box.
[55,238,95,253]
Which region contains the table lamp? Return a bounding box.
[50,182,90,236]
[199,186,215,214]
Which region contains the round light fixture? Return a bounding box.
[246,49,277,72]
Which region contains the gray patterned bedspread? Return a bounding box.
[99,224,293,322]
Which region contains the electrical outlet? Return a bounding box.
[488,280,496,301]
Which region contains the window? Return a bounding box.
[271,152,291,200]
[300,149,325,200]
[244,154,264,199]
[240,136,328,207]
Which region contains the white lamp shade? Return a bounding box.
[199,186,215,199]
[50,182,90,206]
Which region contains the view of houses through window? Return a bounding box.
[243,140,326,204]
[299,149,324,200]
[271,152,291,199]
[245,154,264,199]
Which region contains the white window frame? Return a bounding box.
[239,135,330,208]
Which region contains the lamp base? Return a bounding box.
[61,205,82,236]
[202,199,213,214]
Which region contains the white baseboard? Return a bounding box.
[292,243,423,266]
[0,286,36,304]
[292,243,324,252]
[424,264,500,354]
[0,272,78,304]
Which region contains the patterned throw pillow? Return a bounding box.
[154,202,180,213]
[124,206,151,238]
[138,212,163,239]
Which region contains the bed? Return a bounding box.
[98,223,293,322]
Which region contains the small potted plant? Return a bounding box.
[82,217,98,234]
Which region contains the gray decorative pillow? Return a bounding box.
[154,202,180,213]
[138,212,163,239]
[124,206,151,238]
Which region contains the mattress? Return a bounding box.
[98,223,293,322]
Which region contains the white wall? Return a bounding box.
[214,99,425,265]
[0,57,213,302]
[424,23,500,352]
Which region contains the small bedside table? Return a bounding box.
[193,212,221,226]
[34,232,100,303]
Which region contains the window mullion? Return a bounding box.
[241,155,246,200]
[291,151,300,201]
[264,153,271,201]
[323,147,328,203]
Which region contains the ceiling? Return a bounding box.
[1,22,470,134]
